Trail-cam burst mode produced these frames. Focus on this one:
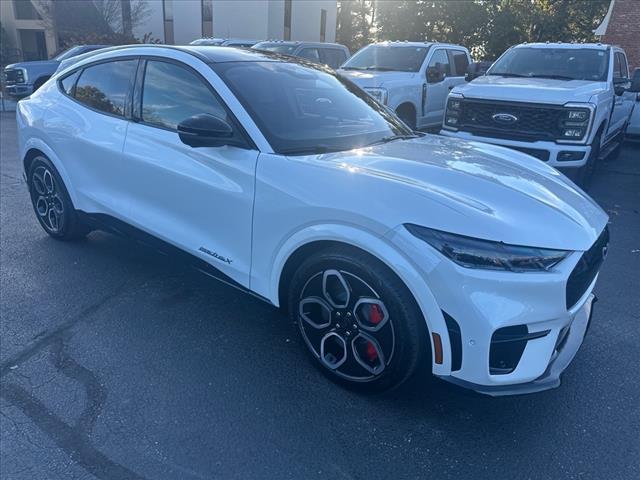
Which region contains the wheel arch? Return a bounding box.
[22,140,79,206]
[395,102,417,127]
[266,224,451,374]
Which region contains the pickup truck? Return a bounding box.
[337,41,471,129]
[441,42,638,186]
[3,45,108,98]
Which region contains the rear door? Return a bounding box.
[122,58,259,285]
[49,58,138,215]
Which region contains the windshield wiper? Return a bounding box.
[486,72,529,78]
[279,146,344,156]
[527,74,575,81]
[363,134,417,147]
[341,66,367,71]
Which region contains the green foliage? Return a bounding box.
[339,0,610,60]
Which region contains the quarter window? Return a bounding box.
[60,70,80,96]
[427,50,451,77]
[449,50,469,76]
[74,60,137,116]
[141,60,228,130]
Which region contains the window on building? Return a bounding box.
[163,0,175,45]
[320,9,327,42]
[142,60,228,130]
[284,0,292,41]
[74,60,138,116]
[13,0,41,20]
[202,0,213,37]
[449,50,469,76]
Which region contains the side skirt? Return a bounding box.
[77,211,273,305]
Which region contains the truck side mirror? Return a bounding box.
[613,77,631,96]
[629,68,640,93]
[465,61,491,82]
[427,65,444,83]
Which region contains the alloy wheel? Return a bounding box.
[298,269,396,382]
[31,164,65,233]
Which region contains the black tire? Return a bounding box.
[288,246,429,392]
[577,131,601,189]
[27,155,90,240]
[396,106,417,130]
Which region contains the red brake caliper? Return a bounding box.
[365,341,378,362]
[365,304,383,362]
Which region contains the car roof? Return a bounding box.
[513,42,610,50]
[254,41,347,49]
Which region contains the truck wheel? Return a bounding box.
[33,77,50,92]
[577,132,601,189]
[606,126,626,162]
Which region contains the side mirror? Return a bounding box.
[465,61,491,82]
[177,113,235,148]
[629,68,640,93]
[427,66,444,83]
[613,77,631,96]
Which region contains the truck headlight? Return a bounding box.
[364,87,388,105]
[405,224,570,272]
[559,106,592,141]
[444,96,463,129]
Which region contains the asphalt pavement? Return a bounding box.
[1,112,639,480]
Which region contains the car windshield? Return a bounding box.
[253,43,298,54]
[212,61,414,155]
[341,44,430,72]
[488,47,609,81]
[54,46,85,61]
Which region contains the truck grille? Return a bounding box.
[458,99,566,142]
[566,226,609,309]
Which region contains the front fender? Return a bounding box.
[260,223,452,375]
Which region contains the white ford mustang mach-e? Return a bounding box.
[17,46,609,395]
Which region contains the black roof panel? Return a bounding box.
[176,45,280,63]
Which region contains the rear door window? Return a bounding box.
[320,49,348,69]
[74,60,138,116]
[449,50,469,76]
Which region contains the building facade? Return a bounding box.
[1,0,337,62]
[595,0,640,72]
[135,0,337,45]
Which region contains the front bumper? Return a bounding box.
[388,225,604,396]
[4,83,34,98]
[440,293,596,396]
[440,129,590,169]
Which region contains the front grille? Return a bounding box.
[3,69,21,84]
[566,226,609,309]
[457,99,566,142]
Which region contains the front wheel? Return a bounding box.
[576,132,601,189]
[288,247,429,392]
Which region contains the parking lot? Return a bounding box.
[0,111,638,479]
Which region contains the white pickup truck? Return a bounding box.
[441,43,638,186]
[337,41,471,130]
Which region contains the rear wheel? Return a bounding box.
[288,247,428,392]
[27,156,90,240]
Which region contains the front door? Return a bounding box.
[422,49,456,128]
[122,59,259,286]
[609,51,634,139]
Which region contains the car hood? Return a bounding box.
[5,60,60,70]
[453,75,607,104]
[337,69,418,88]
[308,135,607,251]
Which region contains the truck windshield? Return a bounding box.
[212,61,414,155]
[488,47,609,81]
[341,44,430,72]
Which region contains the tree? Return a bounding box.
[336,0,375,53]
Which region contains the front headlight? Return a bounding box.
[443,94,463,129]
[364,87,388,105]
[559,105,592,141]
[405,224,570,272]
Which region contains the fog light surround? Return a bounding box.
[558,151,586,161]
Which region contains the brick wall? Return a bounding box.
[602,0,640,73]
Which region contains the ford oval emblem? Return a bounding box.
[492,113,518,123]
